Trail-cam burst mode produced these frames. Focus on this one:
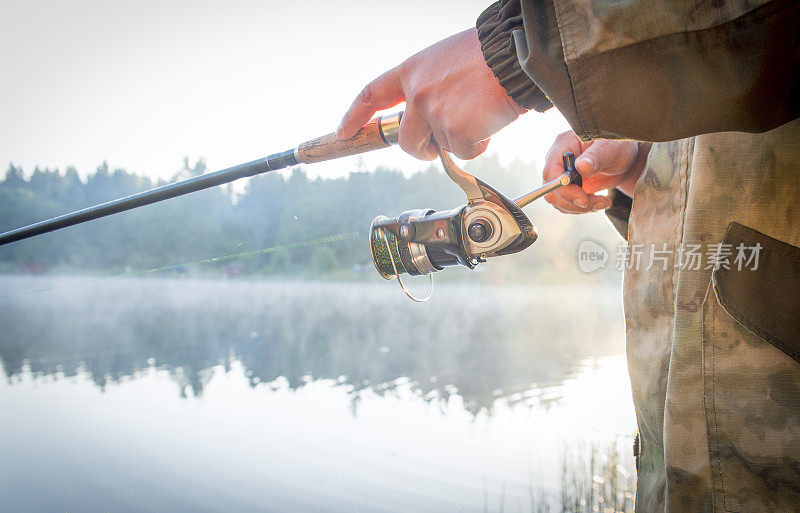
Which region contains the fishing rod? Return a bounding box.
[0,113,404,246]
[0,111,582,301]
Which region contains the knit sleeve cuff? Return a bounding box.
[476,2,553,112]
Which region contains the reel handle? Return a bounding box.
[296,112,402,164]
[513,151,584,209]
[562,152,582,188]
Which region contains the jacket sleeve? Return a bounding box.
[476,0,800,142]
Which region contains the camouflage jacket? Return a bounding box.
[477,1,800,511]
[621,121,800,512]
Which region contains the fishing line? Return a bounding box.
[11,347,142,367]
[0,231,361,300]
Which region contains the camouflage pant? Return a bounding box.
[624,119,800,512]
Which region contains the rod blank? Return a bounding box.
[0,158,273,246]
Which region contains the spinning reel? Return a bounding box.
[370,148,581,301]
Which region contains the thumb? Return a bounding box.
[575,140,636,178]
[337,68,405,139]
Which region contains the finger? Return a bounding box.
[550,186,612,210]
[545,190,612,214]
[545,192,588,214]
[581,174,626,195]
[547,184,592,210]
[542,133,592,209]
[588,194,613,211]
[431,127,452,155]
[575,140,638,178]
[419,138,439,161]
[438,112,489,159]
[552,204,575,215]
[398,107,437,161]
[336,68,405,139]
[449,138,490,160]
[542,131,582,182]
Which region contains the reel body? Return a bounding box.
[369,148,546,300]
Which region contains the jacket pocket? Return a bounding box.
[702,222,800,513]
[712,222,800,363]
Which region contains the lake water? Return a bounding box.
[0,276,636,512]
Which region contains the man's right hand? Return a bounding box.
[336,28,526,161]
[542,131,649,214]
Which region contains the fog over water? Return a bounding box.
[0,276,636,512]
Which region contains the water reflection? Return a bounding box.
[0,276,635,512]
[0,276,624,413]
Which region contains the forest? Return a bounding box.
[0,156,621,283]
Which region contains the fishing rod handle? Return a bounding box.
[296,112,402,164]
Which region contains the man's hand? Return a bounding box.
[336,28,526,161]
[542,131,650,214]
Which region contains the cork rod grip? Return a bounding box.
[297,117,391,164]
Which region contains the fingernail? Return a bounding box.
[574,198,588,208]
[592,198,612,211]
[577,156,596,173]
[336,126,344,139]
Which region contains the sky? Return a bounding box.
[0,0,571,183]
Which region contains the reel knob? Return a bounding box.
[467,219,492,243]
[398,223,415,240]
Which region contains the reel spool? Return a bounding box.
[371,210,446,279]
[369,208,465,302]
[369,214,435,302]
